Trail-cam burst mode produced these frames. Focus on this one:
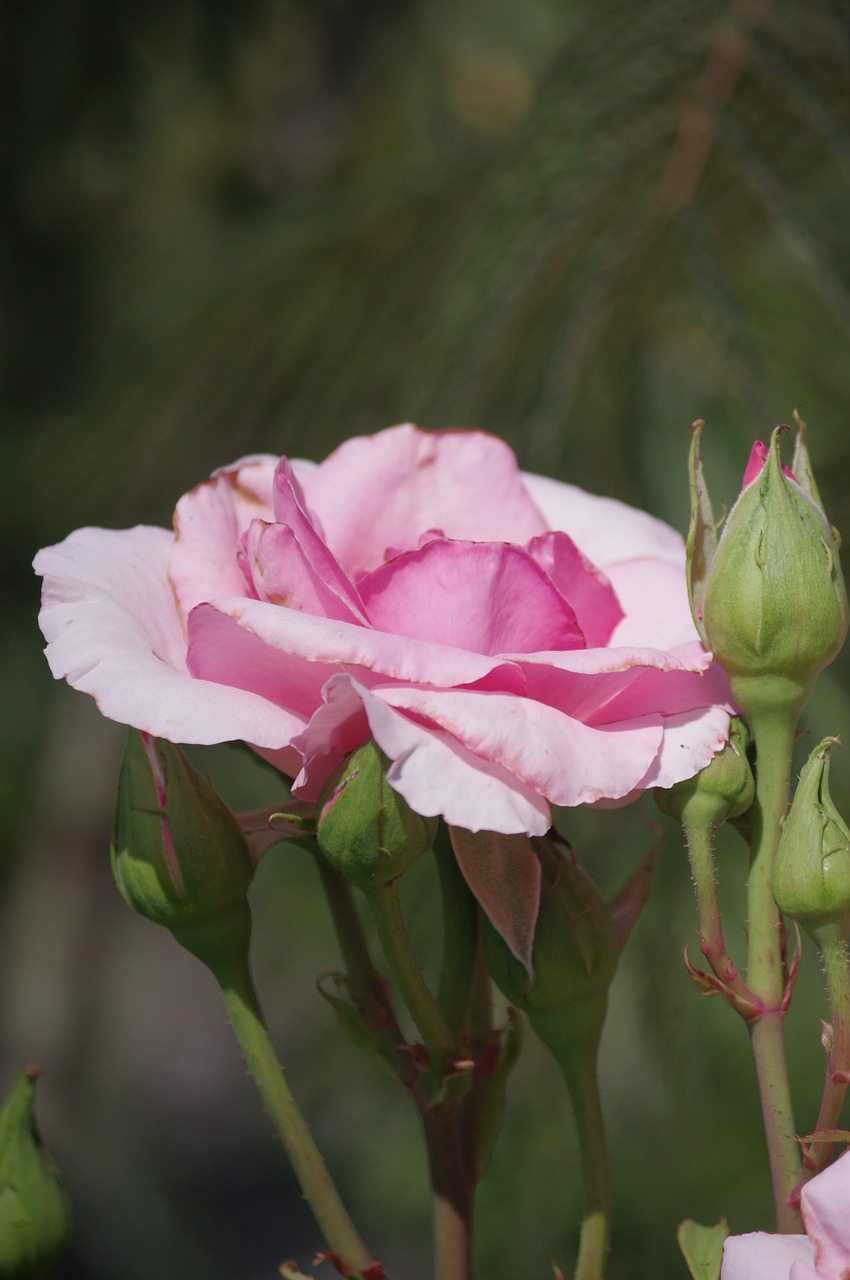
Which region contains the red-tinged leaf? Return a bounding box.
[608,835,662,951]
[449,827,541,972]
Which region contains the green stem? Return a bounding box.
[745,705,803,1231]
[683,820,755,1008]
[433,828,479,1034]
[215,951,378,1277]
[534,1002,611,1280]
[421,1109,474,1280]
[313,852,387,1006]
[313,853,414,1085]
[366,880,456,1075]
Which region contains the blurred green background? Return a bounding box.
[5,0,850,1276]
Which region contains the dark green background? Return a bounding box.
[4,1,850,1276]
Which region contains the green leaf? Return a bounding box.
[677,1218,729,1280]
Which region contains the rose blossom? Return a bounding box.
[722,1148,850,1279]
[35,424,732,836]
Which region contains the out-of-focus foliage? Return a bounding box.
[5,0,850,1277]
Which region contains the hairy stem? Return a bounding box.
[746,707,803,1231]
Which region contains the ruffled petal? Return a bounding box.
[801,1147,850,1277]
[521,471,685,568]
[373,684,665,807]
[299,424,547,574]
[721,1233,814,1280]
[292,675,552,835]
[246,520,367,624]
[187,595,523,692]
[359,539,583,655]
[35,526,302,748]
[503,643,718,722]
[272,459,369,622]
[525,530,624,647]
[170,457,277,618]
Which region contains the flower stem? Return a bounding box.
[683,819,756,1008]
[421,1109,474,1280]
[365,880,456,1075]
[433,828,479,1034]
[745,706,803,1231]
[214,950,379,1278]
[534,1002,611,1280]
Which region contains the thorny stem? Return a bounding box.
[806,933,850,1178]
[215,950,379,1278]
[683,819,757,1008]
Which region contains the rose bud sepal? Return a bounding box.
[110,730,255,974]
[772,737,850,947]
[316,740,437,892]
[0,1070,71,1280]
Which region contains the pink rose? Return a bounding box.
[35,424,731,836]
[722,1148,850,1279]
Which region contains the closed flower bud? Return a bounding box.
[316,740,437,890]
[688,422,847,719]
[655,718,754,828]
[772,737,850,944]
[0,1071,71,1280]
[481,837,619,1015]
[111,731,254,968]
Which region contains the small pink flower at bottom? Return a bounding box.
[722,1148,850,1279]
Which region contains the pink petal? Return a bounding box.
[359,539,584,655]
[741,440,796,490]
[449,827,541,970]
[170,456,277,618]
[801,1147,850,1277]
[187,595,524,692]
[292,676,552,835]
[374,684,665,807]
[742,441,770,489]
[272,459,369,623]
[503,643,717,723]
[298,424,547,574]
[525,530,624,647]
[35,526,303,749]
[520,472,685,569]
[625,705,731,793]
[722,1233,815,1280]
[246,520,367,624]
[606,558,701,650]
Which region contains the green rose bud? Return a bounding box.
[688,421,848,720]
[772,737,850,944]
[111,731,254,969]
[315,740,437,890]
[0,1071,71,1280]
[655,718,754,828]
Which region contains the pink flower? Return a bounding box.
[722,1148,850,1279]
[35,424,732,836]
